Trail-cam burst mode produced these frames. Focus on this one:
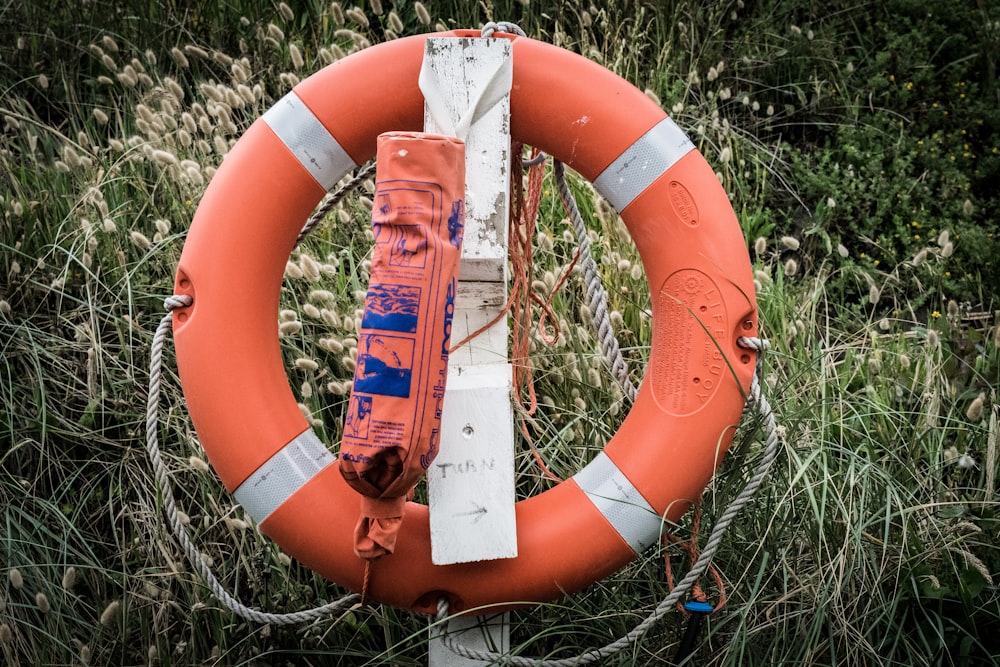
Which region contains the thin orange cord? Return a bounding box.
[663,503,728,613]
[360,560,372,607]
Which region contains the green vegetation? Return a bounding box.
[2,0,997,664]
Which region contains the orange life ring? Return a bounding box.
[172,30,758,614]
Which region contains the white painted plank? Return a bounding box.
[422,37,511,284]
[449,281,507,366]
[429,365,516,564]
[423,37,517,567]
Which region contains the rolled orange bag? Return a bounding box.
[340,131,465,559]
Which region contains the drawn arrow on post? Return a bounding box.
[453,501,488,523]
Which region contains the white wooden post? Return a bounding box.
[421,37,515,665]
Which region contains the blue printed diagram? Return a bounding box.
[361,284,421,333]
[447,199,464,248]
[354,334,414,398]
[344,394,372,440]
[373,191,431,269]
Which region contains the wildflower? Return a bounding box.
[783,258,798,276]
[302,303,321,319]
[100,600,121,626]
[754,236,767,256]
[320,337,344,353]
[388,11,404,34]
[62,566,77,591]
[299,253,321,281]
[330,2,345,26]
[101,53,117,71]
[957,453,977,470]
[170,46,189,68]
[301,380,313,399]
[790,24,802,36]
[294,358,319,372]
[184,44,208,61]
[35,591,50,614]
[279,321,302,335]
[941,242,954,258]
[837,243,849,258]
[766,104,774,116]
[152,149,178,166]
[937,229,950,247]
[719,146,731,163]
[130,231,152,249]
[413,2,431,25]
[780,235,800,251]
[278,1,294,21]
[913,248,928,266]
[189,456,210,472]
[346,7,369,28]
[225,517,248,531]
[826,197,836,209]
[0,623,12,645]
[62,144,83,168]
[37,73,49,89]
[369,0,382,14]
[931,310,941,319]
[289,43,304,70]
[117,66,138,87]
[967,393,985,422]
[9,568,23,589]
[868,284,880,304]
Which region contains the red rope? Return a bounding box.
[663,503,728,613]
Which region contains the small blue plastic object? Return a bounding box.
[683,601,715,614]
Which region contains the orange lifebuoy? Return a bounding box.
[173,30,758,614]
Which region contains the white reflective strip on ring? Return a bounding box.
[572,451,664,554]
[233,429,335,524]
[262,91,357,190]
[593,117,695,212]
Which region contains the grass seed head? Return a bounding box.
[780,235,800,251]
[62,566,76,591]
[414,2,431,25]
[967,393,985,422]
[346,7,369,28]
[100,600,121,626]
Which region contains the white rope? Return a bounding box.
[481,21,527,38]
[295,161,377,247]
[436,336,780,665]
[146,295,360,624]
[553,159,639,402]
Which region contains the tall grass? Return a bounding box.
[2,0,998,665]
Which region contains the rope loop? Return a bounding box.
[481,21,527,38]
[164,293,192,311]
[146,297,360,625]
